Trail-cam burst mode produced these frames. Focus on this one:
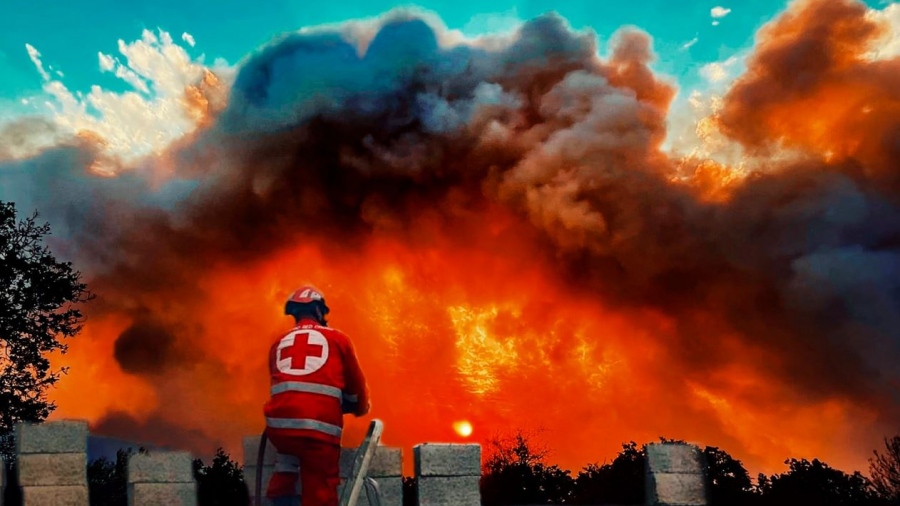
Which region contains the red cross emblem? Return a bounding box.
[276,330,329,375]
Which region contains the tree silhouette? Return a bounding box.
[87,449,134,506]
[0,201,91,458]
[871,436,900,504]
[402,476,418,506]
[480,430,574,505]
[570,441,645,505]
[757,458,882,506]
[702,445,756,506]
[193,448,250,506]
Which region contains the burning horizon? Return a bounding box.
[2,0,900,479]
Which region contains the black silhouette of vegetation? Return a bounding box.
[480,430,575,504]
[403,475,418,506]
[87,448,137,506]
[193,448,251,506]
[0,201,92,459]
[480,430,892,506]
[757,458,884,506]
[568,440,646,505]
[870,436,900,504]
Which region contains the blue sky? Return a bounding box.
[0,0,891,119]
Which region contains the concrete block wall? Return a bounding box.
[645,443,707,506]
[15,420,89,505]
[340,446,403,506]
[128,451,198,506]
[2,420,709,506]
[414,443,482,506]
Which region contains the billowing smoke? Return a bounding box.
[114,319,188,375]
[2,0,900,474]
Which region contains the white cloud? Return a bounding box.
[682,37,699,50]
[700,54,742,84]
[98,50,150,93]
[98,52,115,71]
[866,3,900,59]
[711,6,732,18]
[181,32,195,47]
[24,29,230,172]
[712,21,720,27]
[25,44,50,81]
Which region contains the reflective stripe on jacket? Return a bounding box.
[263,317,369,445]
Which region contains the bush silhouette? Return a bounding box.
[193,448,251,506]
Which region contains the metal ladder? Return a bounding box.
[339,419,384,506]
[254,419,386,506]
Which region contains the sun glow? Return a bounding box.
[454,420,474,437]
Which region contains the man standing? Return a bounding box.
[264,286,370,506]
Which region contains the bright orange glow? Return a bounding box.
[45,230,884,478]
[454,421,474,438]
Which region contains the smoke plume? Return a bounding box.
[2,1,899,475]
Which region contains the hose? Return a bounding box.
[255,428,268,506]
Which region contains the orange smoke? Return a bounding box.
[718,0,900,179]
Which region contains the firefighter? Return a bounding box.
[264,286,370,506]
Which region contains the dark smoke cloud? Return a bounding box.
[2,1,900,470]
[114,319,187,375]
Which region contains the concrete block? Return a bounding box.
[243,435,277,467]
[340,446,402,478]
[338,476,401,506]
[416,476,481,506]
[414,444,481,477]
[128,482,197,506]
[646,472,707,506]
[21,485,89,506]
[16,420,88,454]
[646,443,704,474]
[367,476,402,506]
[18,453,86,486]
[129,451,194,483]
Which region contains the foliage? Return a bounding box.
[871,436,900,505]
[87,449,135,506]
[480,430,574,505]
[758,458,883,506]
[570,441,645,505]
[703,445,755,506]
[402,476,418,506]
[0,201,92,458]
[193,448,251,506]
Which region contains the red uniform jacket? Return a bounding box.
[264,317,369,445]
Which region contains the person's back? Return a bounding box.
[263,286,369,506]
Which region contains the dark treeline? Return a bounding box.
[478,431,900,506]
[3,432,900,505]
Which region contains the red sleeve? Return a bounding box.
[340,333,370,416]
